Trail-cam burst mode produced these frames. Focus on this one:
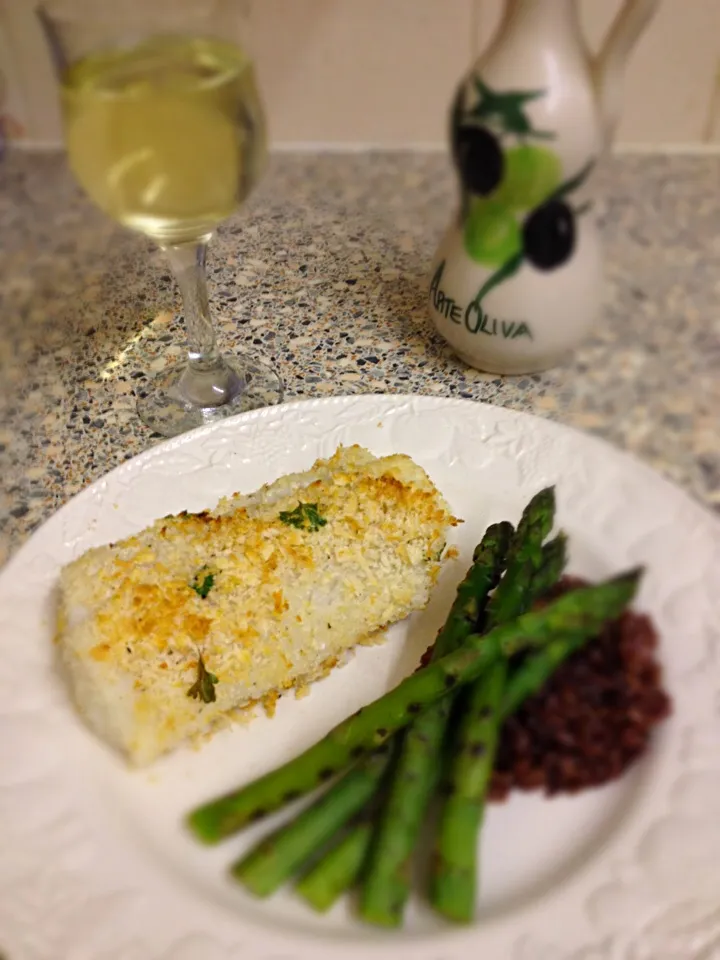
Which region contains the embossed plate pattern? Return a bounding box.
[1,395,719,960]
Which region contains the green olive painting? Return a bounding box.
[452,77,594,309]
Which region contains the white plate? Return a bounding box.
[1,394,719,960]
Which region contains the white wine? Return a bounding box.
[62,36,267,245]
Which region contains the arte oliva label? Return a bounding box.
[429,260,533,341]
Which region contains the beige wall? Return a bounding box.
[1,0,719,149]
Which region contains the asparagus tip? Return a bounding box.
[530,485,556,509]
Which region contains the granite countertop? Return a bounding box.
[1,151,718,565]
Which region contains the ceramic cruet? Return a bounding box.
[428,0,659,375]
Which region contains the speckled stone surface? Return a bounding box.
[1,151,718,566]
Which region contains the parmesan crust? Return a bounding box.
[56,445,457,764]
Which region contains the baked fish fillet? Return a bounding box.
[56,445,457,765]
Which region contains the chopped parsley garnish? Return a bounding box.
[279,501,327,532]
[187,654,218,703]
[190,569,215,599]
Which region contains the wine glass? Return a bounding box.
[38,0,283,437]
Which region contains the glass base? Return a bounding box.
[137,354,284,438]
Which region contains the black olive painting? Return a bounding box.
[451,76,594,309]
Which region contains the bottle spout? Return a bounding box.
[593,0,659,144]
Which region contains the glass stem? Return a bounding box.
[164,241,240,408]
[166,241,220,369]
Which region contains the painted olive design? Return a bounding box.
[453,124,504,198]
[522,199,576,271]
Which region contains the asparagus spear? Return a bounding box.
[482,487,556,623]
[279,521,512,911]
[430,662,506,922]
[501,632,588,718]
[357,521,515,926]
[230,745,391,897]
[296,821,374,912]
[187,568,641,844]
[357,715,443,927]
[430,520,516,655]
[430,524,568,923]
[358,492,554,926]
[429,534,586,924]
[530,532,568,599]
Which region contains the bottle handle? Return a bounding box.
[593,0,660,144]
